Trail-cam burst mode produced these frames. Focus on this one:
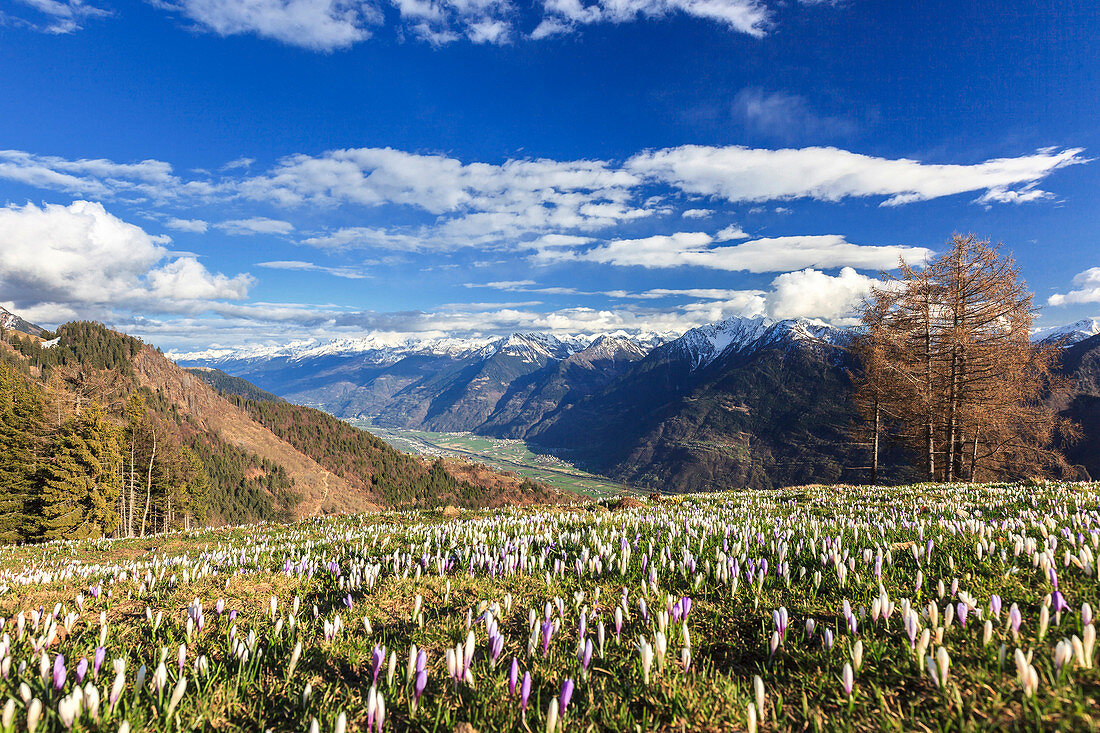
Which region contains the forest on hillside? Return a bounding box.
[0,323,305,543]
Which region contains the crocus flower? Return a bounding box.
[841,662,854,698]
[53,654,66,691]
[75,658,88,684]
[559,678,574,717]
[520,672,532,712]
[93,648,106,678]
[509,658,519,696]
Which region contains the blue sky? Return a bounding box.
[1,0,1098,351]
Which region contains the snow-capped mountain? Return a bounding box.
[1032,318,1100,346]
[0,306,45,337]
[172,330,668,368]
[661,315,847,371]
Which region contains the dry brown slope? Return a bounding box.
[132,347,379,517]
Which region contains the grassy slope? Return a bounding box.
[1,481,1097,732]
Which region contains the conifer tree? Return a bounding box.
[855,234,1077,481]
[36,403,123,540]
[0,360,44,543]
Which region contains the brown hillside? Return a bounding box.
[131,347,379,517]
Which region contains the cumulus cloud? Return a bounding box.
[681,208,714,219]
[1048,267,1100,306]
[715,223,749,241]
[2,144,1083,251]
[0,201,253,322]
[544,231,930,273]
[764,266,877,321]
[626,145,1086,206]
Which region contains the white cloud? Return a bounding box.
[10,0,109,33]
[546,231,930,273]
[158,0,381,51]
[626,145,1086,206]
[731,88,857,142]
[0,149,218,201]
[537,0,770,38]
[256,260,367,279]
[764,266,877,321]
[715,223,749,240]
[215,217,295,236]
[0,201,253,322]
[165,217,209,232]
[1048,267,1100,306]
[681,208,713,219]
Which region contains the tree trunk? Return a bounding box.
[140,429,156,537]
[127,437,135,537]
[871,399,880,485]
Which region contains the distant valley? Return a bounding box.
[176,316,1100,491]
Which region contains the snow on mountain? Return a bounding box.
[665,315,847,371]
[0,306,45,337]
[172,330,663,366]
[1032,318,1100,346]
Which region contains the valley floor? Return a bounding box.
[1,482,1098,731]
[350,420,632,498]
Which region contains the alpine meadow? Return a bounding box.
[2,2,1100,732]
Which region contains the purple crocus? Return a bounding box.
[414,669,427,702]
[53,654,66,691]
[541,621,553,656]
[371,645,385,684]
[75,658,88,684]
[93,647,106,678]
[344,594,354,609]
[956,603,968,628]
[215,599,225,615]
[559,678,574,717]
[520,672,532,712]
[509,658,519,696]
[990,595,1002,619]
[1052,591,1070,615]
[581,639,593,670]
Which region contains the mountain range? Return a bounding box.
[176,313,1100,490]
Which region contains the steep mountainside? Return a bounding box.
[478,336,649,437]
[186,367,284,402]
[524,317,899,492]
[131,346,370,516]
[1053,333,1100,480]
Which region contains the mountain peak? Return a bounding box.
[1033,317,1100,346]
[667,315,846,371]
[0,305,45,338]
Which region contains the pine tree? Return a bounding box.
[36,403,123,541]
[0,360,44,543]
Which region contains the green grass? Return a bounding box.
[349,421,633,498]
[1,481,1099,731]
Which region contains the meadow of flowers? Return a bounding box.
[0,482,1098,732]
